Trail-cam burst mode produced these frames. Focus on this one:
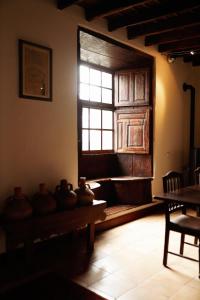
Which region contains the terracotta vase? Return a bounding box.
[75,177,94,206]
[32,183,56,215]
[55,179,77,210]
[4,187,33,221]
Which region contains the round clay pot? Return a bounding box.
[55,179,77,210]
[4,187,33,221]
[75,177,94,206]
[32,183,56,215]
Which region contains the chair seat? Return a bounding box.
[171,215,200,234]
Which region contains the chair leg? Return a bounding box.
[199,241,200,279]
[163,228,170,266]
[180,233,185,255]
[195,207,200,245]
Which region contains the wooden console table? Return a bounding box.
[2,200,106,259]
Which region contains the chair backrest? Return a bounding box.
[194,167,200,184]
[162,171,185,221]
[162,171,183,193]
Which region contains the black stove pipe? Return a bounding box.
[183,83,195,149]
[183,82,196,183]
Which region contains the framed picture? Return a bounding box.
[19,39,52,101]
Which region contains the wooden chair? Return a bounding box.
[163,199,200,278]
[162,171,183,193]
[194,167,200,244]
[162,171,186,255]
[194,167,200,185]
[162,171,200,278]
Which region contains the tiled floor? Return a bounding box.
[73,212,200,300]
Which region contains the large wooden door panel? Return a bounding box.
[115,69,149,106]
[115,107,150,153]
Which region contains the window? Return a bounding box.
[79,64,114,153]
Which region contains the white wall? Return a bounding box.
[0,0,80,208]
[0,0,196,208]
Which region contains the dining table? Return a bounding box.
[154,184,200,207]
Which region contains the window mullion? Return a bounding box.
[101,109,102,150]
[88,108,90,151]
[101,71,102,104]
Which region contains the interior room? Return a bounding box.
[0,0,200,299]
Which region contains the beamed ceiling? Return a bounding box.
[57,0,200,66]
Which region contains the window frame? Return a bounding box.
[78,63,114,155]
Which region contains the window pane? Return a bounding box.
[102,131,113,150]
[90,108,101,129]
[102,72,112,88]
[90,69,101,86]
[102,88,112,104]
[90,86,101,102]
[80,83,89,100]
[82,130,89,151]
[102,110,113,129]
[82,107,88,128]
[90,130,101,150]
[80,65,89,83]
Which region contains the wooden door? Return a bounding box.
[115,107,150,153]
[115,68,149,106]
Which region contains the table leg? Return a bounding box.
[24,239,33,265]
[86,223,95,252]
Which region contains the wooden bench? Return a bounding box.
[1,200,106,259]
[87,177,161,230]
[88,176,153,204]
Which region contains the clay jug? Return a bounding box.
[32,183,56,215]
[55,179,77,210]
[75,177,94,206]
[4,187,33,221]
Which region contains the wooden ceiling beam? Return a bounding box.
[57,0,79,10]
[127,12,200,39]
[145,24,200,46]
[158,37,200,52]
[85,0,149,21]
[108,0,200,31]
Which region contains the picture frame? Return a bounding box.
[19,39,52,101]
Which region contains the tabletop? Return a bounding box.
[154,184,200,206]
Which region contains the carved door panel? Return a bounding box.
[133,69,149,105]
[114,71,133,106]
[115,107,150,153]
[115,68,149,106]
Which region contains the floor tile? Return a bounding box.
[118,285,168,300]
[72,264,110,287]
[89,272,134,298]
[169,285,200,300]
[187,278,200,290]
